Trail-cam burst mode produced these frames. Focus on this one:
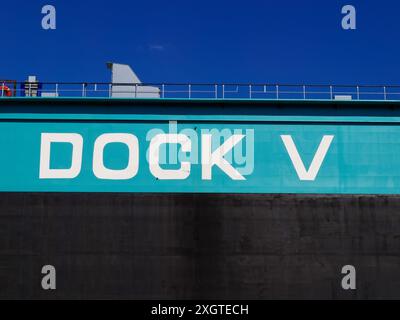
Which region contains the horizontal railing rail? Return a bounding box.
[1,82,400,101]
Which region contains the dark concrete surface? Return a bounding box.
[0,193,399,299]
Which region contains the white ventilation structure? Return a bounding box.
[107,63,160,98]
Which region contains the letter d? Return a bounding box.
[40,133,83,179]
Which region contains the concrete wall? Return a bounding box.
[0,193,399,299]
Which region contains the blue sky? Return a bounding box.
[1,0,399,85]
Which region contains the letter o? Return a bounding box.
[93,133,139,180]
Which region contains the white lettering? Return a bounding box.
[202,134,245,180]
[149,134,191,180]
[93,133,139,180]
[39,133,83,179]
[281,135,334,181]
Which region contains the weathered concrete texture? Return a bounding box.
[0,193,400,299]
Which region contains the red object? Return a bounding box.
[0,85,12,97]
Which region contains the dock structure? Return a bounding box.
[0,93,400,299]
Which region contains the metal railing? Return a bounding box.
[1,82,400,101]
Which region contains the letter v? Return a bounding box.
[281,135,334,181]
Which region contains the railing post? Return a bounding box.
[222,84,225,99]
[249,85,252,99]
[215,84,218,99]
[135,84,138,98]
[55,84,58,97]
[162,84,165,99]
[357,86,360,100]
[188,84,191,99]
[303,85,306,100]
[276,85,279,100]
[384,86,387,100]
[330,86,333,100]
[82,83,86,97]
[108,84,112,98]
